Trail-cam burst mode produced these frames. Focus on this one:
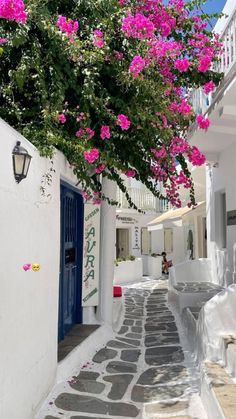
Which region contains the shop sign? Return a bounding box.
[133,226,140,250]
[227,210,236,226]
[82,204,100,306]
[116,215,138,224]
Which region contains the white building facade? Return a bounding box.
[190,0,236,286]
[0,119,115,419]
[147,165,207,266]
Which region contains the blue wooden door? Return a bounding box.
[58,183,84,341]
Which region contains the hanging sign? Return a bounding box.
[133,226,140,250]
[82,204,100,307]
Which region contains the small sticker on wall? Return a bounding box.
[22,264,31,271]
[32,263,40,272]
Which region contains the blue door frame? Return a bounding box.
[58,182,84,342]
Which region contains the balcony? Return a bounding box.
[191,1,236,117]
[189,1,236,157]
[116,187,171,213]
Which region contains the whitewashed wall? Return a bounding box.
[0,119,83,419]
[206,140,236,285]
[149,222,185,265]
[116,211,157,257]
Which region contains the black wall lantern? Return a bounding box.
[12,141,32,183]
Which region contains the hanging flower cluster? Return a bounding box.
[93,29,104,48]
[56,15,79,42]
[0,0,223,209]
[0,0,27,23]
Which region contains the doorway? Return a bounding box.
[202,217,207,258]
[58,183,84,342]
[116,228,130,258]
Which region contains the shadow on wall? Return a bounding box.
[196,284,236,363]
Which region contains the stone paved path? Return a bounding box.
[37,279,207,419]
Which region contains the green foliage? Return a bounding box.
[114,255,136,266]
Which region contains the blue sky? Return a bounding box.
[186,0,227,26]
[200,0,226,14]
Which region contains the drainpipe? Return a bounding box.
[97,177,116,325]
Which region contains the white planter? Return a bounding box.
[147,256,162,278]
[114,258,143,285]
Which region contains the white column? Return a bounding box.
[98,177,116,325]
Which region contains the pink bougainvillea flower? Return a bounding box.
[83,148,100,164]
[203,80,215,94]
[56,15,78,41]
[75,128,85,138]
[178,99,192,114]
[170,137,189,155]
[117,114,131,130]
[188,146,206,166]
[151,146,167,159]
[121,13,154,39]
[0,0,27,23]
[0,38,8,44]
[197,55,212,73]
[92,192,102,205]
[85,128,95,139]
[125,169,136,177]
[113,50,124,60]
[174,58,190,72]
[58,113,66,124]
[93,29,104,48]
[100,125,111,139]
[196,115,210,130]
[129,55,146,78]
[95,164,106,174]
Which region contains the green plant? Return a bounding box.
[114,255,136,265]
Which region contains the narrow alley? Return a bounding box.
[37,279,206,419]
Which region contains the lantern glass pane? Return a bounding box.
[23,155,31,176]
[14,154,25,175]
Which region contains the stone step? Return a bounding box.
[201,362,236,419]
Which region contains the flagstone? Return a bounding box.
[131,384,188,402]
[121,349,141,363]
[38,279,206,419]
[145,345,184,365]
[106,360,137,374]
[92,348,118,363]
[106,340,135,349]
[118,326,129,335]
[55,393,139,416]
[103,374,133,400]
[116,337,140,347]
[137,365,188,385]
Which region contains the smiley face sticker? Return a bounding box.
[32,263,40,272]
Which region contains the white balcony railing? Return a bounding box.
[215,7,236,76]
[191,3,236,115]
[117,187,171,212]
